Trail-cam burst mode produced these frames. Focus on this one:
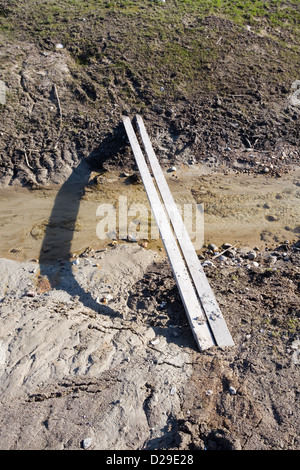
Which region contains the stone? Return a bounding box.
[248,251,257,260]
[202,260,215,267]
[26,291,36,297]
[208,243,218,252]
[222,243,232,249]
[82,437,93,449]
[151,338,160,345]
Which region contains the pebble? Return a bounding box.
[151,338,160,345]
[26,291,36,297]
[205,390,213,396]
[247,251,257,260]
[208,243,218,252]
[81,437,93,449]
[222,243,232,249]
[202,260,215,267]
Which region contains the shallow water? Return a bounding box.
[0,165,299,261]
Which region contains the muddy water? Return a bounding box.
[0,166,299,261]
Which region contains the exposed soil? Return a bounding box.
[0,5,299,187]
[0,0,299,452]
[0,242,299,450]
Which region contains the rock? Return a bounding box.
[248,251,257,260]
[81,437,93,449]
[202,260,215,267]
[225,249,236,258]
[222,243,232,249]
[151,338,160,345]
[26,291,36,297]
[229,386,237,395]
[208,243,218,252]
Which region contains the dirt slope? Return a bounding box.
[0,1,299,186]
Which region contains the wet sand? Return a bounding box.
[0,165,299,261]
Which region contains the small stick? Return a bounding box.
[212,242,240,259]
[23,148,33,169]
[53,84,62,139]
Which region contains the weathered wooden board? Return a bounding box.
[122,115,216,351]
[135,114,234,347]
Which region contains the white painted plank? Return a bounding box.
[135,114,234,347]
[122,116,215,351]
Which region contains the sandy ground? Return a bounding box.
[0,165,299,451]
[0,236,299,450]
[0,244,197,450]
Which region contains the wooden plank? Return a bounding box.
[135,114,234,347]
[122,115,216,351]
